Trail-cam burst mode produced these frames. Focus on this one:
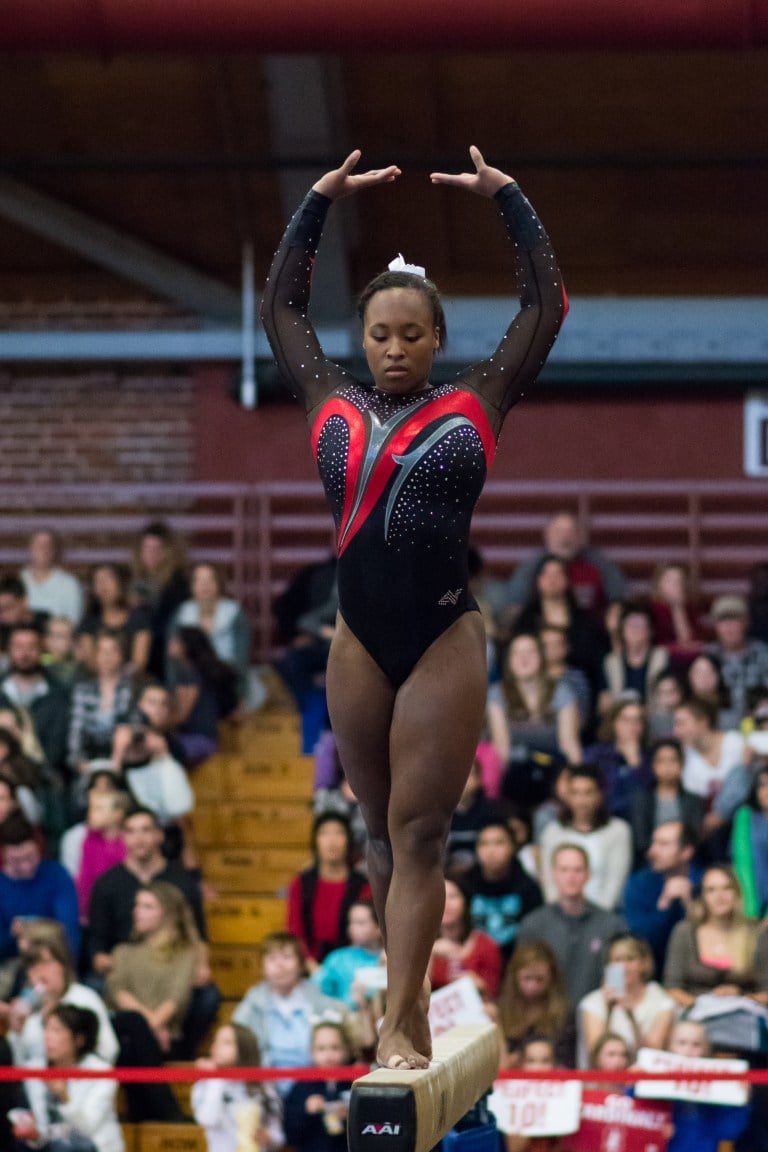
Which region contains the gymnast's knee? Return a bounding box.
[391,811,450,868]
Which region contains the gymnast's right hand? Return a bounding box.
[313,149,401,200]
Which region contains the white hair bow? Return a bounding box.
[388,253,426,277]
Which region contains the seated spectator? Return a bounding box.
[648,561,703,650]
[429,877,502,1001]
[112,725,195,864]
[275,573,338,711]
[517,843,627,1011]
[286,813,370,970]
[21,1004,123,1152]
[663,865,768,1012]
[584,695,653,822]
[487,633,581,810]
[673,698,746,803]
[539,623,594,737]
[192,1022,284,1152]
[445,755,508,875]
[0,624,71,787]
[87,806,218,1059]
[67,630,135,810]
[313,768,368,870]
[731,761,768,918]
[464,819,543,961]
[502,1035,563,1152]
[578,933,674,1067]
[166,625,239,765]
[283,1021,356,1152]
[105,881,199,1058]
[6,936,118,1068]
[0,773,45,866]
[41,615,79,687]
[20,530,84,628]
[273,555,337,649]
[59,786,130,935]
[0,726,45,825]
[589,1030,632,1077]
[312,899,384,1010]
[77,563,152,675]
[623,819,703,978]
[686,652,740,732]
[538,764,632,910]
[497,939,573,1068]
[646,671,686,741]
[705,593,768,720]
[498,510,628,630]
[115,679,187,767]
[232,931,351,1082]
[172,563,251,701]
[513,554,608,710]
[602,601,668,710]
[628,739,706,866]
[0,814,79,987]
[0,574,50,659]
[129,519,190,680]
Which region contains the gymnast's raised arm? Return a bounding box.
[260,150,401,414]
[431,146,567,426]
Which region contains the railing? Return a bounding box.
[0,480,764,661]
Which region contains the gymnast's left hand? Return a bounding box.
[313,150,401,200]
[430,145,513,197]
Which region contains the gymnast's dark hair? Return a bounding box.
[357,270,447,351]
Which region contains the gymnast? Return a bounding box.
[262,145,566,1069]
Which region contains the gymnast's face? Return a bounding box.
[362,287,440,395]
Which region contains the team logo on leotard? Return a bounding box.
[438,588,464,606]
[311,389,495,556]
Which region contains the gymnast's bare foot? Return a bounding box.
[377,1017,431,1070]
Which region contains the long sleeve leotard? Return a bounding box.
[261,183,566,686]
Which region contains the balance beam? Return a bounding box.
[348,1023,499,1152]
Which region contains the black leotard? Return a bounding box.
[261,182,567,687]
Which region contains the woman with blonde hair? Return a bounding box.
[496,938,572,1067]
[663,865,768,1015]
[105,880,199,1056]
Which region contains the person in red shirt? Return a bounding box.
[429,875,502,1001]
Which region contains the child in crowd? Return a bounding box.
[283,1021,355,1152]
[312,899,384,1009]
[663,1020,750,1152]
[504,1035,561,1152]
[192,1021,284,1152]
[590,1031,632,1074]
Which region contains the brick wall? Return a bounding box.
[0,371,194,483]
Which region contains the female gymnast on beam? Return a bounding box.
[262,146,566,1070]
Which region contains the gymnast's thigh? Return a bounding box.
[325,615,397,835]
[388,612,488,832]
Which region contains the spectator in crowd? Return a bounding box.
[0,624,71,785]
[517,843,627,1010]
[673,698,746,805]
[487,633,581,811]
[286,813,370,970]
[499,511,628,626]
[628,740,706,867]
[283,1021,356,1152]
[20,530,84,628]
[731,761,768,918]
[648,561,702,650]
[584,695,653,822]
[193,1022,284,1152]
[0,814,79,982]
[313,766,368,870]
[113,725,195,865]
[603,601,668,710]
[445,755,508,875]
[623,819,702,978]
[663,865,768,1011]
[114,679,187,768]
[273,555,337,648]
[0,574,50,658]
[497,939,573,1068]
[166,625,239,765]
[312,899,383,1010]
[232,931,351,1083]
[428,876,502,1001]
[646,671,686,741]
[87,806,218,1058]
[41,615,79,687]
[577,933,675,1067]
[77,563,151,674]
[0,772,45,869]
[513,554,609,707]
[21,1003,123,1152]
[705,593,768,720]
[686,652,739,732]
[105,881,199,1057]
[539,623,593,737]
[589,1031,632,1076]
[463,819,543,961]
[275,573,338,714]
[172,563,251,700]
[59,785,130,938]
[0,728,44,826]
[538,764,632,910]
[129,520,190,680]
[67,630,135,807]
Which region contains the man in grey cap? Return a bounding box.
[706,594,768,719]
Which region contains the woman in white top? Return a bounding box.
[538,763,632,910]
[172,563,251,698]
[578,933,674,1068]
[23,1003,123,1152]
